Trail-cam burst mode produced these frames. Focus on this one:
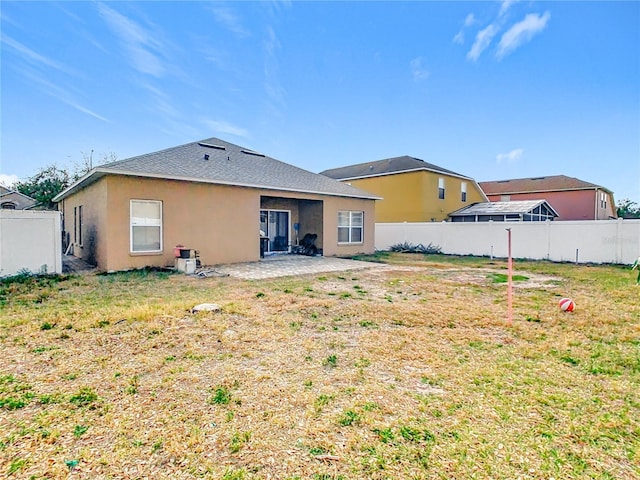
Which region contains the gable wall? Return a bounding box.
[342,171,484,222]
[485,190,616,220]
[1,192,37,210]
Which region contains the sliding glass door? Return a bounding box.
[260,210,290,253]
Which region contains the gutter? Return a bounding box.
[53,168,383,202]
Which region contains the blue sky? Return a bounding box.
[2,1,639,202]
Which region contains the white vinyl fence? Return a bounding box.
[376,219,640,265]
[0,210,62,277]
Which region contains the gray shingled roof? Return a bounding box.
[54,138,380,201]
[449,200,559,217]
[320,155,470,180]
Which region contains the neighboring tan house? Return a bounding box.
[320,156,487,222]
[449,200,558,222]
[52,137,379,272]
[0,185,37,210]
[479,175,617,221]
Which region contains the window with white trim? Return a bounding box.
[338,211,363,244]
[130,200,162,253]
[461,182,467,202]
[438,178,445,199]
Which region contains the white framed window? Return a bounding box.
[130,200,162,253]
[338,211,363,244]
[461,182,467,202]
[438,178,445,199]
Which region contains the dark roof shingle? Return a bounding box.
[54,138,379,201]
[479,175,612,195]
[320,155,470,180]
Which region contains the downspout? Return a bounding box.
[594,188,599,220]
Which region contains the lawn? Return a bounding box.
[1,253,638,479]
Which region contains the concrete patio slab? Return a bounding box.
[212,255,386,280]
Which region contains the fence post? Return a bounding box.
[506,228,513,327]
[617,217,623,264]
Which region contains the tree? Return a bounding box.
[616,198,640,219]
[14,152,118,210]
[15,164,71,210]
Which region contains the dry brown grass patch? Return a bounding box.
[1,256,638,479]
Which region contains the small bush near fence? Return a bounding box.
[389,242,442,254]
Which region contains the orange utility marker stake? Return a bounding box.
[506,228,513,327]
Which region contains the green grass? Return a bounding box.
[488,272,530,283]
[209,386,232,405]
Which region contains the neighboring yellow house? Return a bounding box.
[321,156,487,222]
[53,138,379,272]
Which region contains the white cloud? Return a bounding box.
[210,6,249,37]
[464,13,476,27]
[499,0,519,17]
[497,11,551,59]
[496,148,524,164]
[1,35,78,76]
[0,174,20,187]
[16,67,109,122]
[203,119,249,138]
[453,13,476,44]
[98,3,166,77]
[263,25,286,110]
[467,23,499,61]
[410,57,430,81]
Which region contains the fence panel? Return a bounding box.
[0,210,62,276]
[375,219,640,264]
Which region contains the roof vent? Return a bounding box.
[241,149,265,157]
[369,165,374,170]
[198,142,226,150]
[203,154,209,160]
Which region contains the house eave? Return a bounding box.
[53,169,382,202]
[486,186,613,196]
[334,167,475,183]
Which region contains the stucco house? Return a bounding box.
[449,200,558,222]
[52,137,379,272]
[320,156,487,222]
[479,175,617,221]
[0,185,37,210]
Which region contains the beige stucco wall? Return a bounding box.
[258,189,375,256]
[60,175,376,271]
[103,176,258,271]
[59,177,109,267]
[320,195,376,257]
